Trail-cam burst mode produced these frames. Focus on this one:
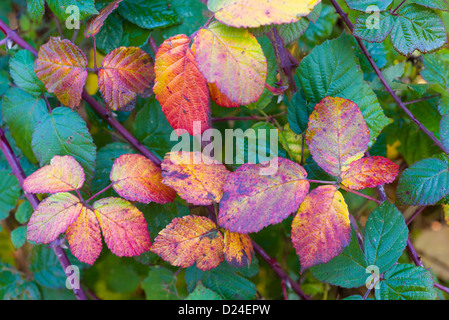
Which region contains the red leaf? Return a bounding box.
[85,0,123,38]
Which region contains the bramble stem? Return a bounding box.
[92,37,97,69]
[0,128,88,300]
[329,0,445,152]
[340,185,382,204]
[86,183,114,203]
[391,0,407,14]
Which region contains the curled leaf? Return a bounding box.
[35,37,87,108]
[111,154,176,204]
[151,215,224,271]
[161,151,230,205]
[23,155,85,193]
[85,0,123,38]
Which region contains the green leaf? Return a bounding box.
[245,36,277,110]
[345,0,393,11]
[297,34,391,145]
[412,0,449,11]
[15,200,33,224]
[27,0,45,23]
[390,4,447,56]
[160,0,209,39]
[9,50,45,96]
[10,226,27,249]
[133,97,176,160]
[46,0,98,21]
[104,262,141,294]
[31,107,97,190]
[354,11,394,43]
[376,264,437,300]
[95,13,123,55]
[118,0,179,30]
[307,1,322,24]
[0,71,9,96]
[91,142,136,197]
[185,263,256,300]
[421,51,449,115]
[440,114,449,153]
[142,266,179,300]
[397,157,449,205]
[287,90,313,134]
[311,229,368,289]
[29,246,67,288]
[186,281,222,300]
[364,202,408,273]
[0,169,20,221]
[300,4,338,51]
[2,87,48,164]
[0,263,21,299]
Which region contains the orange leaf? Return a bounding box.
[23,155,85,193]
[110,153,176,204]
[219,157,310,233]
[85,0,123,38]
[99,47,155,111]
[153,35,211,135]
[151,215,224,271]
[208,0,321,28]
[291,185,351,272]
[223,230,253,268]
[66,206,102,265]
[341,156,399,190]
[194,22,267,105]
[93,197,151,257]
[35,37,87,108]
[161,151,230,205]
[306,96,370,176]
[27,193,83,244]
[208,83,240,108]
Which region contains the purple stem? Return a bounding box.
[0,129,88,300]
[329,0,445,152]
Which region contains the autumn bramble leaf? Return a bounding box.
[154,35,211,135]
[291,185,351,272]
[93,197,151,257]
[208,82,239,108]
[23,155,85,194]
[35,37,87,108]
[84,0,123,38]
[194,21,267,105]
[306,96,370,177]
[208,0,322,28]
[340,156,399,190]
[161,151,230,205]
[151,215,224,271]
[27,193,83,244]
[219,157,310,233]
[110,154,176,204]
[223,230,253,268]
[66,206,102,265]
[99,47,154,111]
